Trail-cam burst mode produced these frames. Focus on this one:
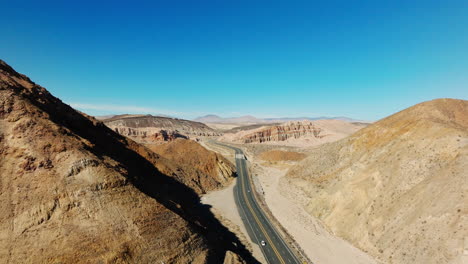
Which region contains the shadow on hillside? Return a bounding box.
[23,88,260,263]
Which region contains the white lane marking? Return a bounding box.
[218,143,287,264]
[233,157,271,264]
[238,149,301,264]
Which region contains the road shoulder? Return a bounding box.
[249,156,379,264]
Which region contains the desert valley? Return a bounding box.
[1,59,466,264]
[2,3,468,264]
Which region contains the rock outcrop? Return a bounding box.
[223,251,247,264]
[147,138,236,194]
[284,98,468,264]
[0,60,256,263]
[241,121,323,143]
[221,120,366,147]
[104,114,220,143]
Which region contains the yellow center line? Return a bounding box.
[239,159,286,264]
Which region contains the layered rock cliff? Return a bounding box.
[221,120,366,147]
[104,114,221,143]
[284,99,468,264]
[0,60,255,263]
[241,121,322,143]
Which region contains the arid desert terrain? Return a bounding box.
[1,59,467,264]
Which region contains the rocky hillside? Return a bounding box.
[104,114,221,143]
[242,121,322,143]
[0,60,254,263]
[283,99,468,264]
[147,139,236,194]
[221,120,366,147]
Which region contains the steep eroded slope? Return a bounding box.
[0,60,254,263]
[284,99,468,263]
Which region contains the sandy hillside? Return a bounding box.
[104,114,221,143]
[201,179,267,264]
[236,145,378,264]
[220,119,367,147]
[0,60,254,263]
[251,160,378,264]
[146,138,236,194]
[284,98,468,264]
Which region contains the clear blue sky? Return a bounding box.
[2,0,467,120]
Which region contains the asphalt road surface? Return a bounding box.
[217,143,302,264]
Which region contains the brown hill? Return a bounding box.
[283,99,468,264]
[0,60,255,263]
[147,139,235,194]
[221,120,366,147]
[104,114,220,143]
[223,123,282,134]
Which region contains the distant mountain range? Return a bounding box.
[193,115,263,124]
[194,114,366,124]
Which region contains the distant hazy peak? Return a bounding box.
[194,113,366,124]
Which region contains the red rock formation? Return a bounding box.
[242,121,323,143]
[112,127,188,141]
[152,130,188,141]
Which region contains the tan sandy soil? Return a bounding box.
[285,99,468,264]
[258,150,306,162]
[247,155,379,264]
[202,179,267,264]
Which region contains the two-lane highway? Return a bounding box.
[217,143,302,264]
